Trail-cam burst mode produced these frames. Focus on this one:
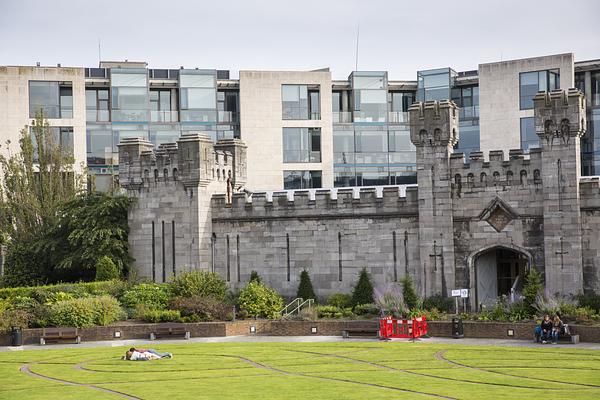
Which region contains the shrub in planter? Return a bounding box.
[422,294,453,313]
[507,300,530,322]
[577,293,600,313]
[522,267,543,313]
[238,281,283,319]
[374,283,407,318]
[353,303,379,317]
[141,309,181,323]
[351,268,374,307]
[327,293,352,308]
[169,295,232,321]
[170,271,227,300]
[49,298,96,328]
[401,276,421,310]
[249,270,261,283]
[0,309,32,332]
[314,305,354,319]
[121,283,170,311]
[298,307,318,321]
[89,295,126,326]
[95,256,120,281]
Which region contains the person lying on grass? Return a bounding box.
[124,348,173,361]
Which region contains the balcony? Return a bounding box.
[388,111,409,124]
[111,109,149,122]
[353,111,386,123]
[283,150,322,163]
[218,111,240,124]
[86,109,110,122]
[333,111,352,123]
[151,110,179,123]
[459,105,479,119]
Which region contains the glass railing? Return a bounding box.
[354,152,389,164]
[86,109,110,122]
[593,94,600,107]
[111,109,149,122]
[353,111,387,123]
[333,112,352,123]
[151,110,179,123]
[180,110,217,123]
[388,111,409,124]
[60,107,73,119]
[459,105,479,119]
[283,151,322,163]
[310,112,321,120]
[218,111,240,123]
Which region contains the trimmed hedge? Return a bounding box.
[0,280,129,302]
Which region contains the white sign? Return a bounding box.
[460,289,469,298]
[451,289,461,297]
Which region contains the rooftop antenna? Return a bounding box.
[98,38,102,66]
[354,24,360,71]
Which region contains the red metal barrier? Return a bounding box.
[379,316,428,339]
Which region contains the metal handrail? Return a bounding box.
[280,298,302,316]
[280,298,314,317]
[510,275,521,303]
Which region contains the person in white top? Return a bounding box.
[124,347,173,361]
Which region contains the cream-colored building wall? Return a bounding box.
[239,70,333,190]
[478,53,574,154]
[0,66,87,169]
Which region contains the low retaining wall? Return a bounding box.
[2,320,599,346]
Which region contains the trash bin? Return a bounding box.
[452,318,464,339]
[10,326,22,346]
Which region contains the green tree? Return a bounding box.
[401,275,421,310]
[249,270,261,283]
[522,267,543,314]
[351,268,374,307]
[238,281,283,319]
[95,256,120,281]
[296,270,316,301]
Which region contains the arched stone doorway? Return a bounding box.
[469,245,531,310]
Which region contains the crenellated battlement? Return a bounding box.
[449,148,543,189]
[117,134,246,190]
[210,185,420,220]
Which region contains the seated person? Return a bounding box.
[540,314,553,344]
[124,347,173,361]
[551,313,563,344]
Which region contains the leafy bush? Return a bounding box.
[170,271,227,300]
[238,281,283,319]
[121,283,170,311]
[89,295,126,326]
[351,268,374,307]
[507,300,531,322]
[48,296,124,328]
[169,295,232,321]
[141,309,181,323]
[49,298,97,328]
[423,294,453,313]
[408,307,443,321]
[353,303,379,317]
[327,293,352,308]
[0,309,32,332]
[95,256,120,281]
[43,291,75,305]
[298,307,318,321]
[314,305,348,319]
[374,284,407,318]
[296,270,316,301]
[0,280,129,302]
[249,270,261,283]
[401,275,421,310]
[577,293,600,313]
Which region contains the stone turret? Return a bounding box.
[214,138,248,189]
[117,138,154,190]
[409,100,460,297]
[534,89,587,295]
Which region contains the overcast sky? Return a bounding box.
[1,0,599,80]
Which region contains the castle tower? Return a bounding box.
[534,89,587,295]
[409,100,460,297]
[214,139,248,189]
[117,137,154,190]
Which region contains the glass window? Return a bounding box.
[355,126,387,152]
[150,90,175,122]
[86,129,113,165]
[332,92,341,112]
[520,70,560,110]
[592,72,600,106]
[31,127,73,162]
[282,127,321,163]
[29,81,59,118]
[59,87,73,118]
[282,85,309,120]
[149,130,180,147]
[389,128,414,153]
[454,122,480,159]
[86,88,110,121]
[180,71,217,123]
[417,68,456,102]
[283,170,322,189]
[520,117,539,151]
[581,109,600,176]
[180,73,214,88]
[111,69,148,121]
[353,75,385,90]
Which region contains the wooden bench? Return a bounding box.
[534,331,579,344]
[40,328,81,345]
[150,323,190,340]
[342,323,380,339]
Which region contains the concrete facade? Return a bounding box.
[120,89,600,307]
[0,66,87,167]
[239,70,333,190]
[478,53,574,153]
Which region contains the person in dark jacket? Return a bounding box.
[540,314,553,344]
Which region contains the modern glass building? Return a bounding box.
[2,53,599,192]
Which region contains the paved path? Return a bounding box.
[2,335,600,352]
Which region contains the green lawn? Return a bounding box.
[1,341,599,400]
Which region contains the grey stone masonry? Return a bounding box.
[120,89,600,303]
[409,100,459,298]
[534,89,586,295]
